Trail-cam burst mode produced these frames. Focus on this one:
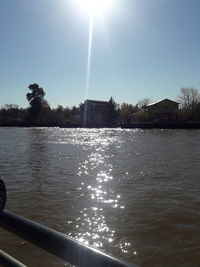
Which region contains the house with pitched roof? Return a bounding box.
[144,98,179,122]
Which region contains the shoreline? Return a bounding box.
[1,122,200,129]
[121,122,200,129]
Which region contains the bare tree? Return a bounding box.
[177,87,200,120]
[178,87,200,110]
[137,98,151,109]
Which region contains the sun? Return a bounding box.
[77,0,114,17]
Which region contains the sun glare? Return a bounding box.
[77,0,114,17]
[72,0,115,102]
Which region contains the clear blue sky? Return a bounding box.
[1,0,200,108]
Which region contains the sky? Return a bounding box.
[1,0,200,108]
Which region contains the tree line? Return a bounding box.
[0,84,79,126]
[1,84,200,126]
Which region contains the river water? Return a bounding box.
[0,127,200,267]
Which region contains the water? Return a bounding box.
[0,127,200,266]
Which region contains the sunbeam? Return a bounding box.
[74,0,115,102]
[85,16,93,99]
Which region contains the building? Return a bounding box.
[80,99,110,127]
[145,98,179,122]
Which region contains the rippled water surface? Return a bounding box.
[0,127,200,266]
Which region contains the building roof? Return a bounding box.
[147,98,179,107]
[85,99,109,104]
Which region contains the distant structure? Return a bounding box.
[144,98,179,122]
[80,99,110,127]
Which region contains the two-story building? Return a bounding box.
[145,98,179,122]
[80,99,110,127]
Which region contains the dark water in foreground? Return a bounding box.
[0,127,200,267]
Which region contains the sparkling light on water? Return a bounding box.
[63,129,138,259]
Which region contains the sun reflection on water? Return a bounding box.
[51,128,137,257]
[62,129,135,256]
[74,167,118,248]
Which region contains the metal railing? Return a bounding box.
[0,210,137,267]
[0,249,27,267]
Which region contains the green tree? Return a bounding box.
[54,105,65,125]
[108,97,119,124]
[119,103,138,123]
[26,83,48,122]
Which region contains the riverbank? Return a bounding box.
[0,122,81,128]
[121,122,200,129]
[1,121,200,129]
